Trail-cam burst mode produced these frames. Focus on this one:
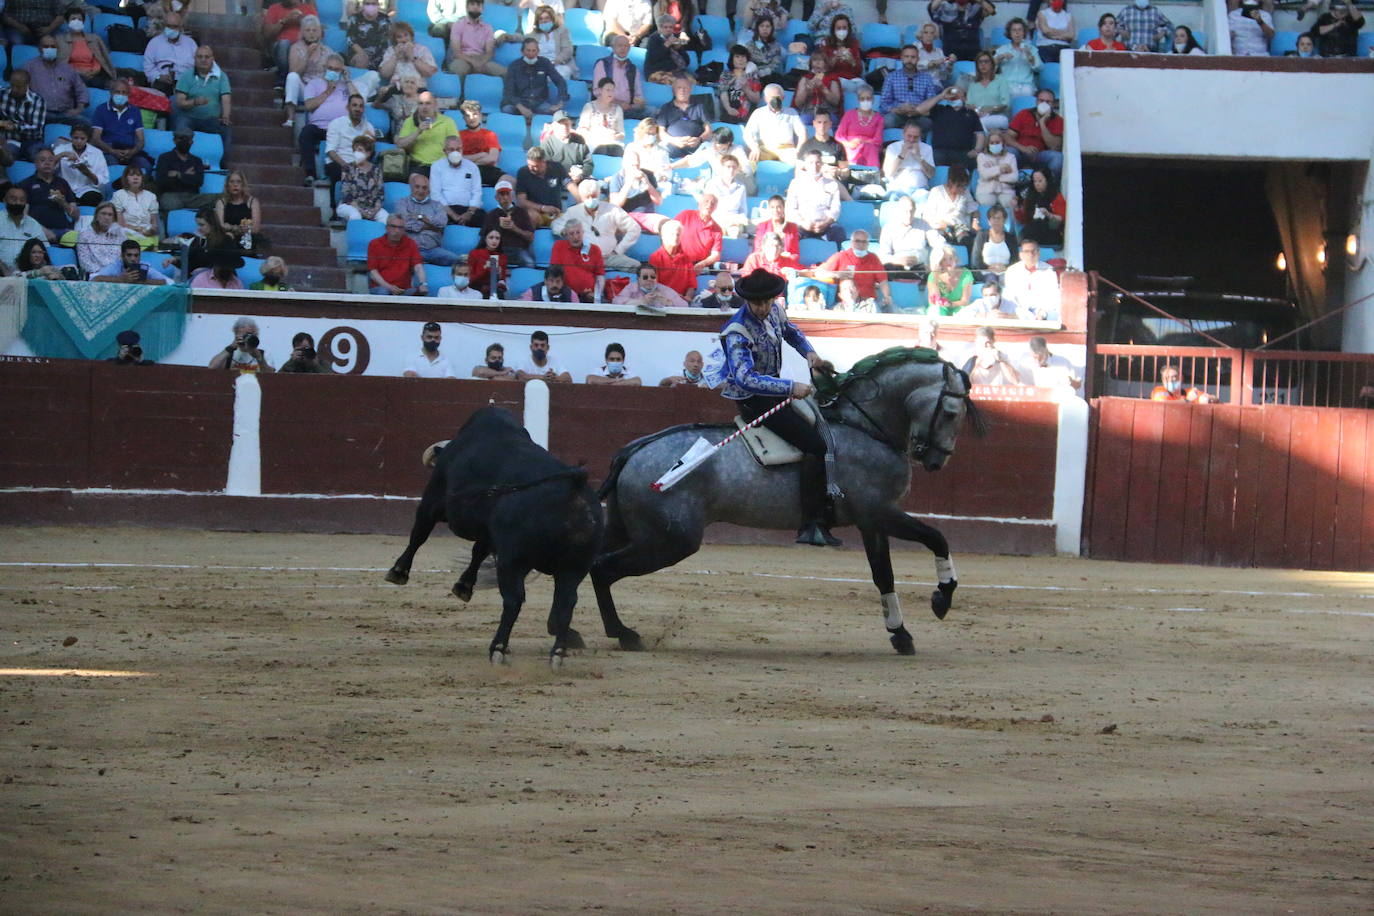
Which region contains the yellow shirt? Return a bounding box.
[398,113,460,165]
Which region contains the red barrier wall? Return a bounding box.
[1085,398,1374,570]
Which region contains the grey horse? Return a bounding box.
[591,348,983,655]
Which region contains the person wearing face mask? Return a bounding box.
[402,322,457,379]
[394,171,458,265]
[816,229,894,312]
[472,342,519,380]
[523,5,575,81]
[282,14,328,125]
[428,135,484,226]
[439,257,484,300]
[1151,364,1214,403]
[1034,0,1077,62]
[549,220,606,303]
[90,77,153,171]
[1114,0,1171,53]
[927,0,995,61]
[974,130,1018,208]
[836,87,883,168]
[744,83,806,165]
[552,179,642,272]
[260,0,319,74]
[659,349,711,387]
[1170,25,1207,54]
[0,188,46,270]
[692,273,745,311]
[446,0,506,77]
[586,342,643,386]
[514,329,573,383]
[250,257,295,293]
[143,10,198,95]
[55,7,117,88]
[591,34,648,117]
[1005,89,1063,175]
[323,92,377,193]
[155,125,214,212]
[805,0,854,43]
[501,36,568,119]
[24,34,87,125]
[347,0,393,70]
[301,58,363,183]
[956,278,1014,319]
[1287,31,1317,57]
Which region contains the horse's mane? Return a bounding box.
[813,346,944,406]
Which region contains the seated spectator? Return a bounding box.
[745,83,805,164]
[704,155,750,238]
[18,149,77,241]
[1082,13,1127,50]
[279,332,326,373]
[213,170,261,254]
[970,202,1018,279]
[587,342,642,385]
[514,147,566,228]
[403,321,456,379]
[579,78,626,155]
[1151,363,1214,402]
[298,57,362,185]
[438,255,484,299]
[657,77,710,160]
[1006,88,1064,175]
[76,201,125,276]
[114,165,161,247]
[447,0,507,76]
[671,125,756,193]
[808,0,856,46]
[156,125,215,213]
[552,179,642,271]
[676,195,723,268]
[816,14,864,90]
[792,58,842,129]
[716,44,761,125]
[185,207,241,274]
[539,110,592,185]
[1035,0,1076,62]
[323,92,377,190]
[836,87,883,170]
[659,349,710,386]
[57,6,117,89]
[1002,238,1061,321]
[739,0,789,34]
[613,263,689,307]
[525,6,575,81]
[956,278,1016,319]
[877,194,928,278]
[52,123,107,208]
[429,135,484,226]
[995,18,1043,95]
[1018,335,1081,391]
[929,0,992,60]
[0,188,46,270]
[481,179,536,266]
[379,21,440,84]
[965,51,1010,133]
[2,0,61,45]
[913,21,955,78]
[549,219,605,302]
[926,245,974,315]
[397,91,461,173]
[921,164,978,250]
[261,0,317,74]
[1313,0,1364,57]
[378,73,426,137]
[975,131,1018,209]
[741,15,783,81]
[649,219,697,298]
[796,283,830,311]
[93,238,175,285]
[251,256,293,292]
[472,341,519,380]
[882,120,935,196]
[394,171,456,265]
[367,214,428,295]
[741,230,802,278]
[798,109,847,178]
[693,271,744,310]
[337,135,386,223]
[467,226,508,297]
[190,250,247,290]
[752,194,799,257]
[144,10,197,96]
[1172,25,1207,55]
[591,35,648,117]
[608,119,668,216]
[346,0,393,70]
[502,37,568,119]
[1291,32,1319,57]
[456,99,503,185]
[26,34,87,127]
[0,71,47,161]
[645,15,693,84]
[514,330,573,382]
[601,0,654,47]
[1016,168,1065,246]
[961,325,1020,385]
[520,263,579,303]
[879,45,941,130]
[14,238,71,280]
[918,86,985,168]
[914,314,942,354]
[428,0,467,40]
[90,79,150,171]
[282,16,329,125]
[786,148,845,243]
[817,229,893,312]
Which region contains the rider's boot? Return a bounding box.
[795,455,841,547]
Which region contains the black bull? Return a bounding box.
[385,407,604,665]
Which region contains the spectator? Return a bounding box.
[456,99,503,184]
[539,110,592,185]
[704,154,750,237]
[586,341,643,385]
[878,45,941,130]
[336,135,386,223]
[919,85,985,167]
[25,34,87,127]
[995,19,1043,95]
[261,0,317,74]
[322,92,376,192]
[108,329,155,366]
[472,341,519,380]
[512,147,564,228]
[644,219,694,297]
[798,109,847,176]
[602,0,655,47]
[1035,0,1076,62]
[282,15,328,125]
[346,0,393,70]
[298,56,360,186]
[502,36,568,118]
[1016,168,1065,246]
[367,213,428,295]
[519,262,579,303]
[56,7,116,89]
[815,14,863,90]
[966,50,1010,132]
[429,134,483,226]
[3,0,64,46]
[913,21,956,79]
[552,179,641,271]
[189,249,247,290]
[1115,0,1171,52]
[744,83,805,164]
[645,14,692,83]
[1151,363,1214,402]
[608,118,668,215]
[1082,12,1127,50]
[467,226,508,297]
[526,6,575,81]
[836,86,883,169]
[591,35,648,117]
[1313,0,1364,57]
[926,245,974,315]
[14,238,68,280]
[213,170,262,253]
[654,0,707,50]
[394,171,457,266]
[403,321,457,378]
[921,164,977,250]
[579,78,626,155]
[752,194,800,257]
[397,91,461,172]
[515,329,573,382]
[18,148,77,240]
[741,14,783,81]
[1018,335,1081,390]
[428,0,468,39]
[379,21,439,84]
[808,0,855,43]
[716,44,761,125]
[614,263,689,307]
[481,179,536,266]
[914,314,942,354]
[962,326,1020,385]
[144,10,197,96]
[792,58,841,130]
[1172,25,1207,55]
[90,78,150,171]
[52,123,107,207]
[447,0,506,76]
[378,73,426,137]
[975,130,1018,208]
[785,148,844,243]
[548,219,605,302]
[185,206,240,274]
[438,255,484,299]
[93,238,175,285]
[114,165,161,247]
[957,278,1015,319]
[1002,238,1060,321]
[671,125,756,193]
[76,200,124,276]
[0,71,47,161]
[657,76,710,160]
[970,202,1018,279]
[676,194,723,264]
[251,256,293,291]
[741,230,802,277]
[174,45,233,164]
[279,332,327,373]
[208,317,275,372]
[739,0,788,34]
[877,194,928,278]
[0,188,46,269]
[693,271,744,310]
[928,0,993,60]
[155,125,213,212]
[817,229,893,311]
[659,349,710,386]
[1005,88,1063,175]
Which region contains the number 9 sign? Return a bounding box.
[317,326,371,375]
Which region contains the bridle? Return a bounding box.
[829,362,971,462]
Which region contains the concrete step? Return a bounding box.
[249,183,315,206]
[271,243,342,268]
[232,87,280,106]
[235,123,294,146]
[285,264,349,292]
[239,163,306,185]
[229,70,280,90]
[216,46,265,70]
[262,204,327,225]
[233,144,297,166]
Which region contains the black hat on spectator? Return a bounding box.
[736,268,787,302]
[210,250,246,270]
[116,329,140,346]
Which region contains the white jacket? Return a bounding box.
[550,201,641,257]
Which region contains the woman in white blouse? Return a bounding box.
[77,202,127,277]
[974,129,1018,208]
[579,77,625,155]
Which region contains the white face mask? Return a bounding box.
[67,19,83,31]
[1173,41,1187,51]
[1036,101,1052,115]
[452,275,469,289]
[605,359,624,375]
[834,28,848,39]
[988,142,1003,154]
[446,150,462,165]
[858,98,873,111]
[353,149,367,163]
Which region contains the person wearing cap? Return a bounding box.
[429,135,484,227]
[108,330,155,366]
[368,214,429,295]
[551,179,641,272]
[656,76,711,160]
[155,125,214,213]
[538,110,592,189]
[515,147,568,229]
[480,178,536,267]
[403,321,457,379]
[721,267,838,546]
[190,248,247,289]
[92,239,174,285]
[501,36,568,120]
[744,83,806,165]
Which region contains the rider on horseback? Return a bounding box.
[721,268,839,548]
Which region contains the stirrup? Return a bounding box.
[795,522,842,548]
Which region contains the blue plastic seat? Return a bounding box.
[424,263,452,295]
[931,165,950,188]
[428,72,463,99]
[1076,27,1100,48]
[720,236,750,265]
[507,266,543,297]
[236,257,264,288]
[493,41,523,67]
[202,172,226,195]
[486,111,527,148]
[565,80,590,111]
[365,105,390,138]
[144,128,175,162]
[8,160,35,184]
[45,123,71,147]
[531,228,556,265]
[396,2,432,31]
[890,280,925,312]
[565,9,603,44]
[315,0,343,25]
[166,208,198,236]
[190,131,223,171]
[799,238,837,267]
[464,73,505,108]
[443,224,481,253]
[754,160,792,196]
[697,14,733,48]
[643,81,672,109]
[1269,31,1300,55]
[416,34,446,64]
[575,43,610,76]
[627,45,647,68]
[486,5,520,34]
[345,219,385,262]
[1037,62,1060,95]
[839,201,877,235]
[497,146,526,175]
[48,246,77,267]
[712,121,744,146]
[952,59,976,80]
[1009,95,1037,117]
[626,232,659,262]
[384,181,414,212]
[109,50,142,71]
[591,153,620,179]
[861,23,901,51]
[482,187,498,209]
[1359,32,1374,55]
[657,195,695,219]
[10,44,37,69]
[86,87,110,117]
[325,26,348,53]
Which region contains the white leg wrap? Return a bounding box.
[936,556,956,584]
[880,592,904,630]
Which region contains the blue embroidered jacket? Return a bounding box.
[720,302,814,400]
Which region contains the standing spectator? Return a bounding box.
[786,149,844,243]
[514,330,573,383]
[704,154,750,238]
[921,164,978,250]
[337,135,387,223]
[90,78,150,171]
[815,15,864,90]
[447,0,506,76]
[519,264,578,302]
[657,76,711,160]
[742,15,783,81]
[539,110,591,184]
[836,87,883,169]
[966,50,1010,132]
[261,0,318,74]
[1016,168,1065,246]
[1082,13,1127,50]
[586,342,642,385]
[644,15,692,83]
[76,201,124,276]
[379,73,426,136]
[613,263,689,307]
[793,58,843,128]
[0,71,47,161]
[323,92,376,191]
[1002,238,1060,321]
[439,257,485,300]
[156,126,213,212]
[429,135,484,226]
[367,214,428,295]
[472,341,518,379]
[18,149,77,240]
[467,227,508,296]
[995,19,1042,94]
[93,238,176,285]
[883,120,936,196]
[1035,0,1076,62]
[403,322,457,378]
[298,57,359,186]
[174,45,233,164]
[877,194,928,278]
[56,7,117,89]
[676,194,723,269]
[481,179,536,266]
[659,349,710,386]
[970,202,1018,279]
[602,0,655,46]
[1115,0,1171,52]
[397,92,461,172]
[693,272,745,310]
[649,219,697,298]
[25,34,87,127]
[394,171,457,265]
[579,78,626,154]
[752,194,799,257]
[816,229,893,312]
[282,15,329,126]
[549,219,605,302]
[878,45,941,130]
[928,0,995,61]
[515,146,568,228]
[144,10,197,96]
[591,34,647,117]
[919,85,986,167]
[502,36,568,118]
[113,165,161,247]
[525,6,575,81]
[1005,88,1063,175]
[744,83,805,164]
[457,100,503,184]
[1312,0,1365,57]
[52,123,107,207]
[346,0,393,70]
[0,188,46,270]
[926,246,974,315]
[975,129,1017,208]
[213,170,261,254]
[379,22,439,84]
[552,179,642,271]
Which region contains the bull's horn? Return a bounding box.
[421,440,450,467]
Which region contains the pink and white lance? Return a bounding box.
[651,397,795,492]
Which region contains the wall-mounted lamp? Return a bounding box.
[1275,252,1287,271]
[1348,232,1367,271]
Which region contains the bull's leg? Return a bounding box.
[546,569,586,669]
[385,474,447,585]
[590,532,701,652]
[488,560,529,665]
[452,539,490,602]
[881,509,957,621]
[860,524,915,656]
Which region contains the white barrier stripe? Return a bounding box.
[0,561,446,573]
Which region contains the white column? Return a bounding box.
[225,373,262,496]
[1053,395,1089,556]
[524,378,550,449]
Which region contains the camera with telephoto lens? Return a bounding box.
[241,333,260,350]
[298,346,316,361]
[128,345,143,359]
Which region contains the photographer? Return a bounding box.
[1227,0,1274,55]
[91,239,174,285]
[208,317,276,372]
[106,330,155,366]
[279,332,328,373]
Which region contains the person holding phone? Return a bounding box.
[92,239,174,285]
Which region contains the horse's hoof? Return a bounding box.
[453,580,473,602]
[617,629,645,652]
[889,626,916,655]
[549,648,567,670]
[931,580,957,620]
[384,568,408,585]
[564,628,586,650]
[489,647,508,665]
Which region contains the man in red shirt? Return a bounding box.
[367,214,427,296]
[1006,88,1064,175]
[549,219,606,302]
[816,229,894,311]
[675,193,723,270]
[260,0,318,73]
[751,194,800,258]
[649,220,699,299]
[458,100,503,184]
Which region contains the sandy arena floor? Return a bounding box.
[1,527,1372,914]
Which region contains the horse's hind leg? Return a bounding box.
[859,524,916,656]
[386,474,446,585]
[882,509,957,620]
[591,531,701,652]
[546,569,585,668]
[488,560,529,664]
[453,538,490,602]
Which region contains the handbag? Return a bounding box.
[381,148,408,182]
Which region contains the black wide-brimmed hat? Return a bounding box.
[736,267,786,302]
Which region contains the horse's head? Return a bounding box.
[902,363,982,472]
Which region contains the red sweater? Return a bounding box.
[650,246,698,298]
[467,245,508,295]
[550,239,604,299]
[676,209,723,265]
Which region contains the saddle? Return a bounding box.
[735,399,818,467]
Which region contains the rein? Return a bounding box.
[827,363,972,462]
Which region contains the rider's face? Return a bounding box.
[746,298,772,320]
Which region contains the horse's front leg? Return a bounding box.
[859,524,915,655]
[882,509,957,620]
